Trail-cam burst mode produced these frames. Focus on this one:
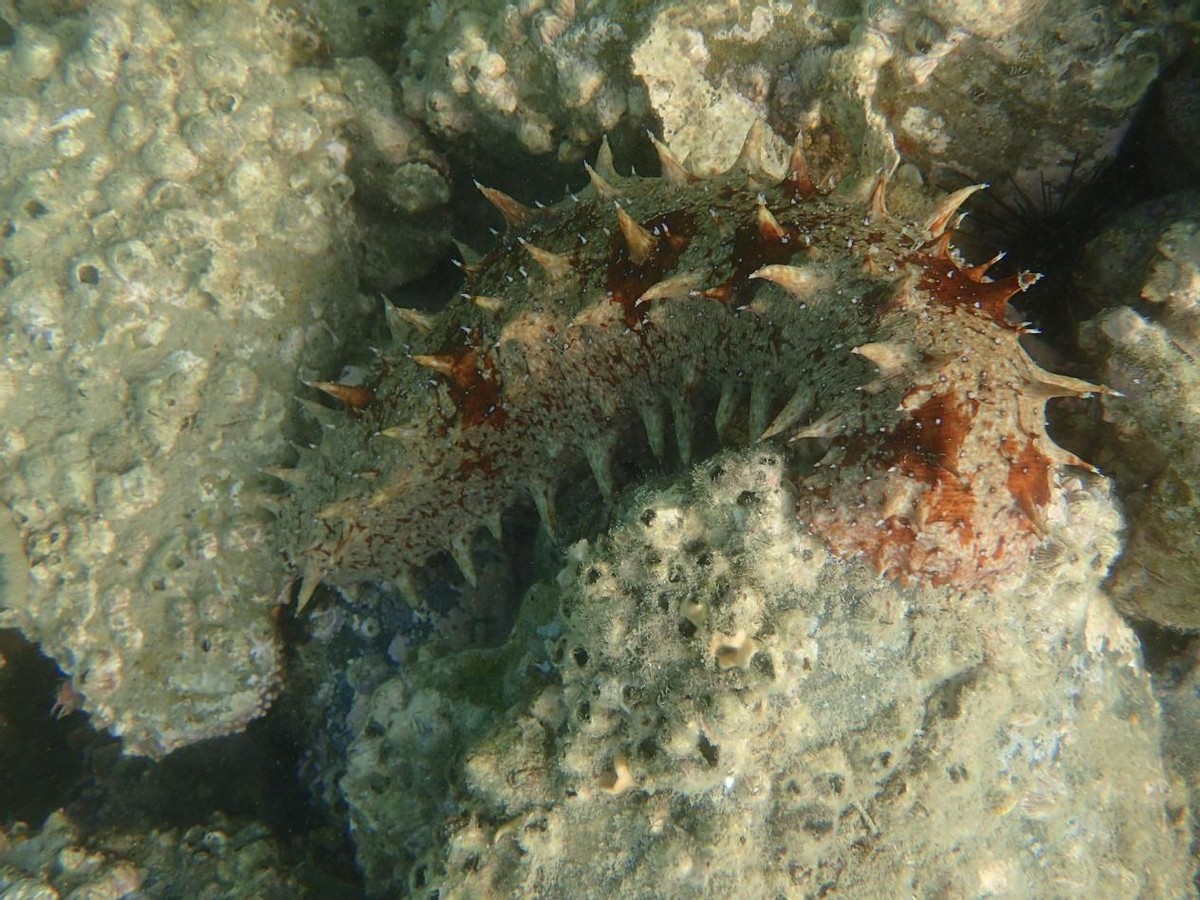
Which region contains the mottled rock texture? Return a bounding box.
[1077,192,1200,631]
[0,808,301,898]
[380,0,1187,200]
[339,452,1190,897]
[0,0,446,756]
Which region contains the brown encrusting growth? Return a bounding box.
[279,127,1104,604]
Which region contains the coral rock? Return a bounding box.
[0,0,406,756]
[339,452,1190,897]
[1077,193,1200,630]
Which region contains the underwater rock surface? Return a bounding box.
[340,451,1191,897]
[0,0,1195,895]
[0,0,447,757]
[0,808,305,898]
[390,0,1187,195]
[1077,192,1200,632]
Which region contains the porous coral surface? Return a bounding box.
[0,808,303,899]
[284,130,1101,601]
[388,0,1187,196]
[0,0,438,756]
[397,0,651,161]
[340,452,1191,897]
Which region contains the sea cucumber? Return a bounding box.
[280,125,1103,602]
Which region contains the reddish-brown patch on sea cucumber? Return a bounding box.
[1002,435,1053,524]
[417,337,506,430]
[709,211,803,306]
[915,252,1030,323]
[884,392,973,482]
[606,209,694,328]
[887,393,978,543]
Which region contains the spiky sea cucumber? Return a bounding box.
[282,125,1103,602]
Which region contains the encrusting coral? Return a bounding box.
[0,0,446,757]
[281,123,1106,603]
[340,451,1190,897]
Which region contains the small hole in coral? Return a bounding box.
[410,863,428,890]
[571,646,589,668]
[212,92,240,114]
[801,808,834,837]
[640,508,656,526]
[678,618,696,639]
[23,199,48,219]
[820,773,846,796]
[76,264,100,285]
[753,652,775,679]
[697,735,719,767]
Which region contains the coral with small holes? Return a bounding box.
[0,0,446,756]
[340,451,1190,897]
